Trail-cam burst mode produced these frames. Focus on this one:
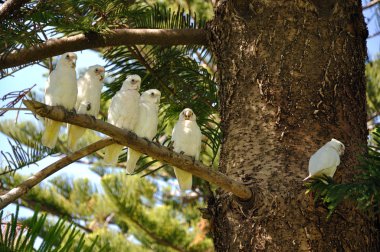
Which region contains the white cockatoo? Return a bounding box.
[103,75,141,165]
[42,52,77,149]
[67,65,105,151]
[304,138,345,181]
[126,89,161,174]
[171,108,202,191]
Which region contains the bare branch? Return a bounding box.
[368,30,380,39]
[23,100,253,201]
[0,0,31,21]
[0,108,29,111]
[0,138,114,209]
[363,0,380,10]
[0,84,35,116]
[0,29,209,69]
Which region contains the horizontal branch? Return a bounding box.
[0,29,209,69]
[23,100,253,201]
[0,138,114,209]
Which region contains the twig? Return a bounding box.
[363,0,380,10]
[0,84,35,116]
[368,30,380,39]
[0,108,29,111]
[23,100,253,201]
[0,138,114,209]
[0,29,209,69]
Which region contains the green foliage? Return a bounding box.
[306,127,380,217]
[366,59,380,118]
[0,205,101,251]
[102,173,213,251]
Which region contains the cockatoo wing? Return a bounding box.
[126,101,159,174]
[305,147,340,180]
[171,120,202,191]
[104,90,140,165]
[42,63,77,149]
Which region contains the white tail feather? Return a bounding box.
[67,125,86,152]
[41,119,61,149]
[103,144,123,165]
[126,148,141,174]
[174,168,192,191]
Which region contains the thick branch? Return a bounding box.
[23,100,253,201]
[0,29,209,69]
[0,138,114,209]
[0,0,30,21]
[363,0,380,10]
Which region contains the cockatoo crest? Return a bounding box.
[121,75,141,91]
[179,108,196,121]
[58,52,77,69]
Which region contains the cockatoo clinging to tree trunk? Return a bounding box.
[303,138,345,181]
[103,75,141,165]
[172,108,202,191]
[67,65,105,152]
[42,52,77,149]
[126,89,161,174]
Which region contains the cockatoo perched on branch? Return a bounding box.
[126,89,161,174]
[103,75,141,165]
[304,138,345,181]
[172,108,202,191]
[67,65,105,152]
[42,52,77,149]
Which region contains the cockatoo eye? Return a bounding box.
[150,92,154,96]
[95,68,98,73]
[131,79,135,82]
[66,55,70,59]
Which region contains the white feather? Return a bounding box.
[304,138,345,181]
[42,52,77,149]
[171,108,202,191]
[67,65,104,151]
[126,89,161,174]
[103,75,141,165]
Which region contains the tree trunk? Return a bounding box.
[209,0,378,250]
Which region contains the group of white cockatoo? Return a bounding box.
[41,52,202,191]
[41,52,345,193]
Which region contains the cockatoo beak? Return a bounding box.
[70,57,76,68]
[98,69,105,81]
[184,110,192,120]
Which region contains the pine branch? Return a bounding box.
[0,138,114,209]
[0,29,209,69]
[0,188,93,233]
[0,0,31,21]
[127,215,187,252]
[23,100,253,201]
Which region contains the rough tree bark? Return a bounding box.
[209,0,378,251]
